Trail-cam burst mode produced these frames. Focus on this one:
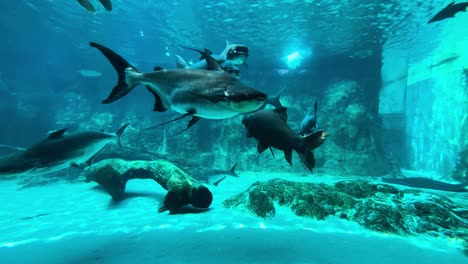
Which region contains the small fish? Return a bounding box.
[428,55,460,68]
[78,69,102,78]
[428,2,468,23]
[76,0,112,13]
[19,213,49,221]
[242,107,326,172]
[300,100,318,136]
[382,177,468,192]
[0,123,129,177]
[194,163,240,186]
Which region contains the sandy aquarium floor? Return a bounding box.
[0,171,466,264]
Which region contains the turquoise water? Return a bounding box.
[0,1,467,263]
[0,174,466,264]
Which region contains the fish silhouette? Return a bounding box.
[428,2,468,23]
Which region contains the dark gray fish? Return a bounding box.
[428,2,468,23]
[428,55,460,68]
[193,163,239,186]
[300,100,318,136]
[76,0,112,12]
[90,42,266,134]
[382,177,468,192]
[176,41,249,70]
[242,107,326,172]
[0,124,129,177]
[19,213,50,221]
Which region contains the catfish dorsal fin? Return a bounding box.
[182,46,223,71]
[47,129,67,140]
[273,107,288,122]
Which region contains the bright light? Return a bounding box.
[287,51,302,69]
[285,47,312,70]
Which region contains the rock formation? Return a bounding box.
[224,178,468,254]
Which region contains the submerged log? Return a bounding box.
[85,159,213,213]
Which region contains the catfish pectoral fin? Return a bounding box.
[145,113,192,130]
[174,116,201,135]
[269,147,275,157]
[257,142,268,154]
[284,149,293,166]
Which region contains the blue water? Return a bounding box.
[0,1,467,263]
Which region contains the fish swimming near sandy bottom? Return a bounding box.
[90,42,267,134]
[76,0,112,13]
[0,123,129,177]
[428,1,468,23]
[193,163,239,186]
[242,107,327,173]
[382,177,468,192]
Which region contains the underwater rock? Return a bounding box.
[85,159,213,213]
[224,179,468,254]
[316,80,398,176]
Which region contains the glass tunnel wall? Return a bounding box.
[380,16,468,177]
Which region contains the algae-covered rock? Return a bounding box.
[248,189,276,218]
[334,180,399,198]
[86,159,213,213]
[291,187,356,220]
[224,179,468,254]
[353,199,406,234]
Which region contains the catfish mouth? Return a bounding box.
[227,45,249,63]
